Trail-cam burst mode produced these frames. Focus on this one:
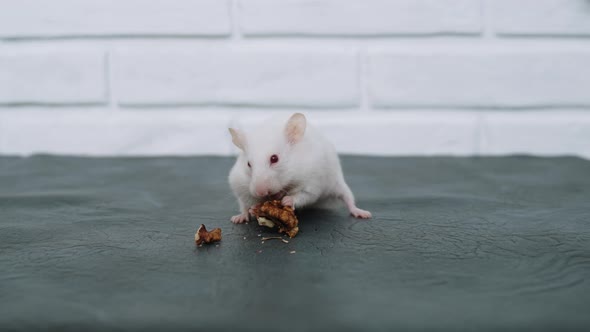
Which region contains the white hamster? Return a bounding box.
[228,113,372,223]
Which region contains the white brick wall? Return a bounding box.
[0,0,589,157]
[0,52,106,104]
[113,50,358,107]
[240,0,482,35]
[369,52,590,108]
[491,0,590,36]
[0,0,231,38]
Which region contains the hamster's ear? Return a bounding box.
[285,113,306,144]
[228,128,246,150]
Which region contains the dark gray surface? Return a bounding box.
[1,155,589,331]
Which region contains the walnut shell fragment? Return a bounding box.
[195,224,222,245]
[252,200,299,238]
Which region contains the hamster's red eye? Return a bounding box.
[247,162,251,168]
[270,155,279,164]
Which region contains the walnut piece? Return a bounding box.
[252,200,299,238]
[257,217,275,228]
[195,224,222,245]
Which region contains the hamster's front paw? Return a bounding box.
[281,196,295,209]
[231,212,250,224]
[350,207,372,219]
[248,203,262,216]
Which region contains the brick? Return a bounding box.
[368,52,590,108]
[240,0,481,36]
[0,52,106,104]
[311,112,479,156]
[113,50,358,107]
[481,111,590,157]
[492,0,590,36]
[0,110,233,156]
[0,0,230,38]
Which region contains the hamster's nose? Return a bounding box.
[255,190,268,197]
[254,182,270,197]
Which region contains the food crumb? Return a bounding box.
[256,250,263,254]
[261,241,265,244]
[194,224,222,245]
[261,236,289,244]
[289,250,296,254]
[243,236,246,240]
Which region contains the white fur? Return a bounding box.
[228,113,371,223]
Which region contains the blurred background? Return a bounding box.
[0,0,589,158]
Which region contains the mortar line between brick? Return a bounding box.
[230,0,242,40]
[481,0,495,40]
[104,51,118,110]
[476,112,491,156]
